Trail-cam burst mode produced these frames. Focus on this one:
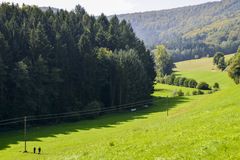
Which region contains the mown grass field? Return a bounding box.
[153,83,201,97]
[0,55,239,160]
[175,54,235,89]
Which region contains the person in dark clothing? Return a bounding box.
[33,147,36,154]
[38,147,41,154]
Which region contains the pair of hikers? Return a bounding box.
[33,147,41,154]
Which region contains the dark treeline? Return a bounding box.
[167,34,240,62]
[0,3,155,121]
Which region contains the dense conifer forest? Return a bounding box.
[0,3,155,121]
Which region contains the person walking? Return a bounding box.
[38,147,41,154]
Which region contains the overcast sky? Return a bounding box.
[0,0,221,15]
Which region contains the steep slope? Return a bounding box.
[175,54,235,89]
[184,13,240,47]
[116,0,240,61]
[117,0,240,46]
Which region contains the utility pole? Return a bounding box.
[24,116,27,153]
[167,96,169,116]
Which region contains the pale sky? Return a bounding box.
[0,0,221,15]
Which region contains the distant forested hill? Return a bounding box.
[116,0,240,61]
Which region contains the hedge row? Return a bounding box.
[158,75,219,90]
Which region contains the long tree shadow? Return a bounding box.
[0,96,190,151]
[172,70,182,76]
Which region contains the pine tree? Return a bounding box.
[0,56,7,118]
[108,15,120,50]
[0,3,155,123]
[29,22,53,63]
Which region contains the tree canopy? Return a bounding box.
[153,45,174,79]
[117,0,240,61]
[213,52,226,71]
[0,3,155,122]
[228,49,240,84]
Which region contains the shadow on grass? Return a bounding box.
[172,70,182,77]
[154,88,171,92]
[0,96,190,151]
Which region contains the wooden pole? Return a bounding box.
[24,116,27,153]
[167,96,169,116]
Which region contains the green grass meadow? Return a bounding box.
[153,83,201,97]
[175,54,235,89]
[0,55,240,160]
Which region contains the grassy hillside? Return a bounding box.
[175,54,235,89]
[0,56,240,159]
[153,83,202,97]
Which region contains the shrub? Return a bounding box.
[173,90,178,97]
[188,79,198,88]
[212,88,219,92]
[217,57,226,71]
[213,52,224,65]
[228,52,240,84]
[85,101,102,118]
[177,90,184,96]
[165,74,175,85]
[197,82,210,90]
[165,76,171,85]
[197,90,204,95]
[213,52,226,71]
[173,77,180,86]
[213,82,219,89]
[192,90,204,95]
[158,77,165,84]
[184,79,190,87]
[179,77,186,86]
[192,90,198,95]
[109,142,115,147]
[208,90,213,94]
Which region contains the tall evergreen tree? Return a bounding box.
[0,55,7,119]
[29,22,53,63]
[0,3,155,124]
[108,15,120,50]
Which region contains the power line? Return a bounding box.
[0,119,23,126]
[0,97,163,154]
[0,116,24,123]
[0,98,158,126]
[28,101,151,122]
[27,99,153,121]
[0,102,142,125]
[0,98,160,151]
[27,99,153,119]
